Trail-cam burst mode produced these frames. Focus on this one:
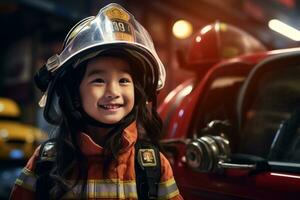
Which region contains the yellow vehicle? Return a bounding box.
[0,97,48,160]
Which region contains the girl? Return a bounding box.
[10,3,183,200]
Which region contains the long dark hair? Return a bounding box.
[47,55,163,199]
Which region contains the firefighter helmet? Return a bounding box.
[34,3,166,124]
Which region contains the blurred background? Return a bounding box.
[0,0,300,198]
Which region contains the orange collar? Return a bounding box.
[78,121,138,156]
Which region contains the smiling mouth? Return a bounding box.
[98,104,123,110]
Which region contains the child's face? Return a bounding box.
[79,56,135,124]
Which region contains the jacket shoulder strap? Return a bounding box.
[35,139,57,200]
[35,139,57,173]
[135,140,161,200]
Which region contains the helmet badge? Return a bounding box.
[104,6,134,42]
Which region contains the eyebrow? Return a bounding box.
[86,69,105,77]
[86,68,132,77]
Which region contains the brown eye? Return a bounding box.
[92,78,105,83]
[119,78,131,84]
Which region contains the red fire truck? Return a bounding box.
[159,22,300,199]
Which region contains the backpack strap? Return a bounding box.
[35,139,57,200]
[135,140,161,200]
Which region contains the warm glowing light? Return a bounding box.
[195,36,201,42]
[268,19,300,41]
[172,20,193,39]
[200,25,212,34]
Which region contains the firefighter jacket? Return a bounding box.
[9,121,183,199]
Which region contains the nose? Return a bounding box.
[105,82,120,99]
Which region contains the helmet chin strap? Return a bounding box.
[78,106,137,144]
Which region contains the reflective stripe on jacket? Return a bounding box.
[10,122,183,200]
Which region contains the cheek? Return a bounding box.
[128,87,135,106]
[79,83,97,105]
[83,87,104,102]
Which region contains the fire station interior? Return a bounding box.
[1,0,300,199]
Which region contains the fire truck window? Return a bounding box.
[202,76,245,124]
[195,75,245,151]
[241,65,300,161]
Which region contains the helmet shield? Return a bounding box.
[37,3,165,124]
